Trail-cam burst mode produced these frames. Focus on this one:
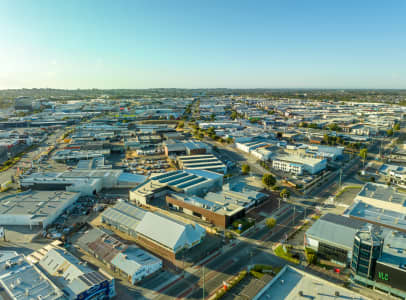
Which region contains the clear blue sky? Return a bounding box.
[0,0,405,89]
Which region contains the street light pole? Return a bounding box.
[202,265,205,300]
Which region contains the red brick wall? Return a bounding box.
[166,195,228,228]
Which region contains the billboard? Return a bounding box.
[374,262,406,292]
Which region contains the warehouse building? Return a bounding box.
[0,250,65,300]
[346,183,406,232]
[20,169,146,196]
[166,193,245,228]
[354,182,406,215]
[272,155,326,175]
[130,169,223,206]
[27,241,116,300]
[177,154,227,174]
[76,227,162,284]
[305,214,366,265]
[0,190,79,229]
[101,202,206,262]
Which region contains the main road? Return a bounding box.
[154,206,306,300]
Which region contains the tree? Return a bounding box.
[276,132,283,139]
[359,148,367,167]
[394,123,401,131]
[280,188,290,199]
[226,137,234,144]
[177,121,184,129]
[262,173,276,188]
[387,128,394,136]
[327,123,341,131]
[169,115,175,120]
[210,113,215,121]
[230,111,237,120]
[241,164,250,174]
[266,217,276,229]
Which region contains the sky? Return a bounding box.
[0,0,405,89]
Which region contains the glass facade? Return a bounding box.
[351,230,383,280]
[318,242,348,264]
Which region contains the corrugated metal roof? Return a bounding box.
[135,212,205,252]
[306,214,365,250]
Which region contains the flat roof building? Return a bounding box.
[0,190,79,229]
[129,169,223,206]
[305,213,366,265]
[166,193,245,228]
[0,251,65,300]
[272,155,327,175]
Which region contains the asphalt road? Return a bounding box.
[154,205,305,300]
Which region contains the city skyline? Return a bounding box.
[1,0,405,89]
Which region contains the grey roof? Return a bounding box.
[306,214,365,250]
[0,190,78,218]
[379,230,406,270]
[135,212,205,252]
[38,248,108,297]
[0,251,64,300]
[77,227,161,277]
[101,201,147,231]
[346,201,406,232]
[358,182,406,206]
[110,247,161,276]
[253,266,368,300]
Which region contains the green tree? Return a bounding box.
[387,128,394,136]
[230,111,237,120]
[359,148,367,167]
[266,217,276,229]
[280,188,290,199]
[276,132,283,139]
[226,137,234,144]
[169,115,175,120]
[394,123,401,131]
[241,164,250,175]
[262,173,276,188]
[210,113,215,121]
[177,121,184,129]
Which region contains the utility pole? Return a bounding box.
[202,265,205,300]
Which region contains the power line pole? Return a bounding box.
[202,265,205,300]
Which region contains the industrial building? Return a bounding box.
[355,182,406,215]
[253,265,367,300]
[272,155,327,175]
[177,154,227,174]
[164,140,211,157]
[76,227,162,284]
[101,201,206,262]
[52,149,110,163]
[0,190,79,229]
[346,183,406,232]
[129,169,223,206]
[27,241,116,300]
[305,214,367,265]
[166,193,245,228]
[20,169,146,196]
[379,163,406,187]
[203,181,268,210]
[0,250,65,300]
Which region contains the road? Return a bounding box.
[154,205,306,300]
[0,129,64,184]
